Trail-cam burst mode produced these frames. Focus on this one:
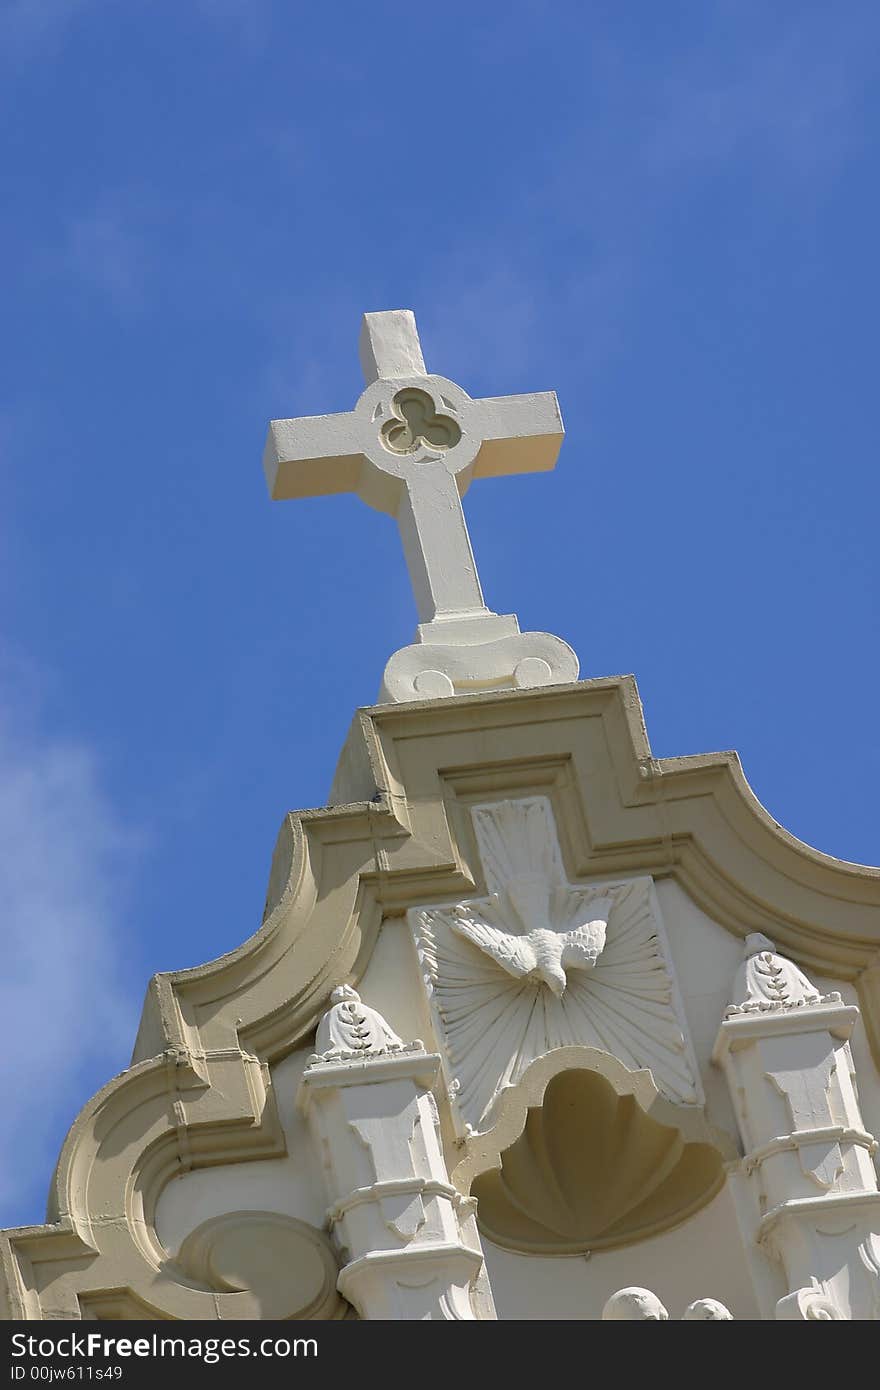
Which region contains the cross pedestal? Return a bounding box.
[263,310,579,701]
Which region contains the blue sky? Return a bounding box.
[1,1,878,1227]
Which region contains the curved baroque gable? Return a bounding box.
[2,677,879,1319]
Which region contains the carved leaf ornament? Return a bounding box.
[313,983,405,1060]
[727,933,830,1016]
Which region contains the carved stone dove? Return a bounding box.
[450,876,615,995]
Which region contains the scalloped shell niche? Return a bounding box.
[472,1070,724,1255]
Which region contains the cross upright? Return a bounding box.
[263,310,578,701]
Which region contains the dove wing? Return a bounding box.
[560,929,603,970]
[451,914,535,979]
[559,893,614,970]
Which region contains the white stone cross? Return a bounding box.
[263,310,578,702]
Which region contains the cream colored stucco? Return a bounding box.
[155,1049,326,1255]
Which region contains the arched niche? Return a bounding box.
[454,1046,733,1255]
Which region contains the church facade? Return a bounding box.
[2,314,879,1321]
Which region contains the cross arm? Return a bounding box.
[471,391,564,480]
[263,411,363,501]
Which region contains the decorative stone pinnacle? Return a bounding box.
[263,309,579,702]
[309,985,406,1064]
[726,933,836,1017]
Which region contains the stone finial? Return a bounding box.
[682,1298,734,1320]
[312,986,404,1062]
[726,933,831,1016]
[603,1288,735,1320]
[602,1287,669,1320]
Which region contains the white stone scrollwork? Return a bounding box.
[173,1212,345,1320]
[380,625,579,704]
[861,1234,880,1319]
[775,1279,845,1320]
[410,797,701,1133]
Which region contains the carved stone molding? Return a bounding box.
[411,797,701,1134]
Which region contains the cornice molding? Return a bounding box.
[339,677,880,1032]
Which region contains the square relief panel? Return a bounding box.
[409,796,703,1136]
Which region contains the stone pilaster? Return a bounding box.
[713,936,880,1319]
[298,988,495,1320]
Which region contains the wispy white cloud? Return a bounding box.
[0,667,141,1224]
[62,191,153,309]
